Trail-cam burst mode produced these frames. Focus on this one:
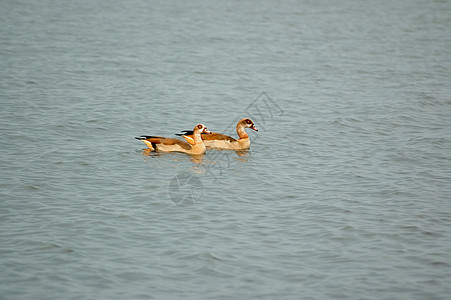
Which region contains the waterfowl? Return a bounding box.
[136,124,210,155]
[177,118,258,150]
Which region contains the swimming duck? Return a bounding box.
[136,124,210,155]
[177,118,258,150]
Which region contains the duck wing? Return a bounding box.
[202,132,236,142]
[136,136,192,150]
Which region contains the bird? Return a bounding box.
[176,118,258,150]
[136,124,210,155]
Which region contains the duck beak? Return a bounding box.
[251,125,258,132]
[203,128,211,134]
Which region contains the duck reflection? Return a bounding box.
[140,148,205,165]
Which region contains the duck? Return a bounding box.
[176,118,258,150]
[136,124,210,155]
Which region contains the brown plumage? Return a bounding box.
[176,118,258,150]
[136,124,210,155]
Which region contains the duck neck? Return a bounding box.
[236,124,249,139]
[193,130,203,144]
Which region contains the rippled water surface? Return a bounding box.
[1,0,451,299]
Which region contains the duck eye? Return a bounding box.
[246,119,251,124]
[197,124,203,129]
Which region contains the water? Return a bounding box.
[1,0,451,299]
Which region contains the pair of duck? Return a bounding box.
[136,118,258,155]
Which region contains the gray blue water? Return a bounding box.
[1,0,451,299]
